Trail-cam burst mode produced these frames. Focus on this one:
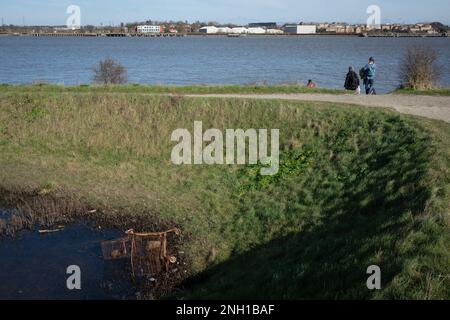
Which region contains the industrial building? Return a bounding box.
[136,25,163,33]
[230,27,248,34]
[266,29,284,34]
[217,27,232,33]
[248,22,278,29]
[199,26,219,33]
[199,26,274,34]
[284,25,317,34]
[247,27,266,34]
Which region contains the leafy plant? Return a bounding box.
[238,149,315,195]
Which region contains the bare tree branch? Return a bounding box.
[92,58,128,85]
[400,46,441,90]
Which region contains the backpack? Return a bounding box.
[359,67,366,80]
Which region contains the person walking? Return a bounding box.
[362,57,376,95]
[344,66,360,94]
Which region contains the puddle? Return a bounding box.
[0,208,13,220]
[0,210,136,300]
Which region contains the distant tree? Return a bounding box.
[190,21,203,32]
[430,22,448,33]
[84,25,96,32]
[92,58,128,85]
[400,46,441,90]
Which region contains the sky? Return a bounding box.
[1,0,449,26]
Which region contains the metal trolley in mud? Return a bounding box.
[101,228,180,278]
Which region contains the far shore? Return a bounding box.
[1,32,449,38]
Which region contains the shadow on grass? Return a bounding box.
[178,117,435,299]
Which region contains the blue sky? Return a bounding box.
[1,0,449,26]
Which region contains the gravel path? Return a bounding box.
[186,93,450,123]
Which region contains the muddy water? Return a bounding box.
[0,208,13,220]
[0,209,136,300]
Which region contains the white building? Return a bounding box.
[266,29,284,34]
[199,26,219,34]
[231,27,249,34]
[247,27,266,34]
[217,27,232,33]
[199,26,279,35]
[284,25,317,34]
[137,25,162,33]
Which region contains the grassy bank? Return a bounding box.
[395,87,450,96]
[0,88,449,299]
[0,83,346,95]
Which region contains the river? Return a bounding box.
[0,35,449,93]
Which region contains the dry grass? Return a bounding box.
[0,89,449,299]
[0,83,346,95]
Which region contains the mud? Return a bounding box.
[0,188,188,300]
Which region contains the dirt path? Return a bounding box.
[186,93,450,123]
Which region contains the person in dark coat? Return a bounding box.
[344,66,360,93]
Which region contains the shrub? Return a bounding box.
[400,46,441,90]
[92,58,128,85]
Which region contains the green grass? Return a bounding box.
[395,87,450,96]
[0,88,449,299]
[0,83,346,95]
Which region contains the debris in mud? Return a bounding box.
[1,190,187,298]
[101,227,181,279]
[38,226,65,234]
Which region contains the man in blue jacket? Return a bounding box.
[363,57,376,95]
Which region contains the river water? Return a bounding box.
[0,35,449,93]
